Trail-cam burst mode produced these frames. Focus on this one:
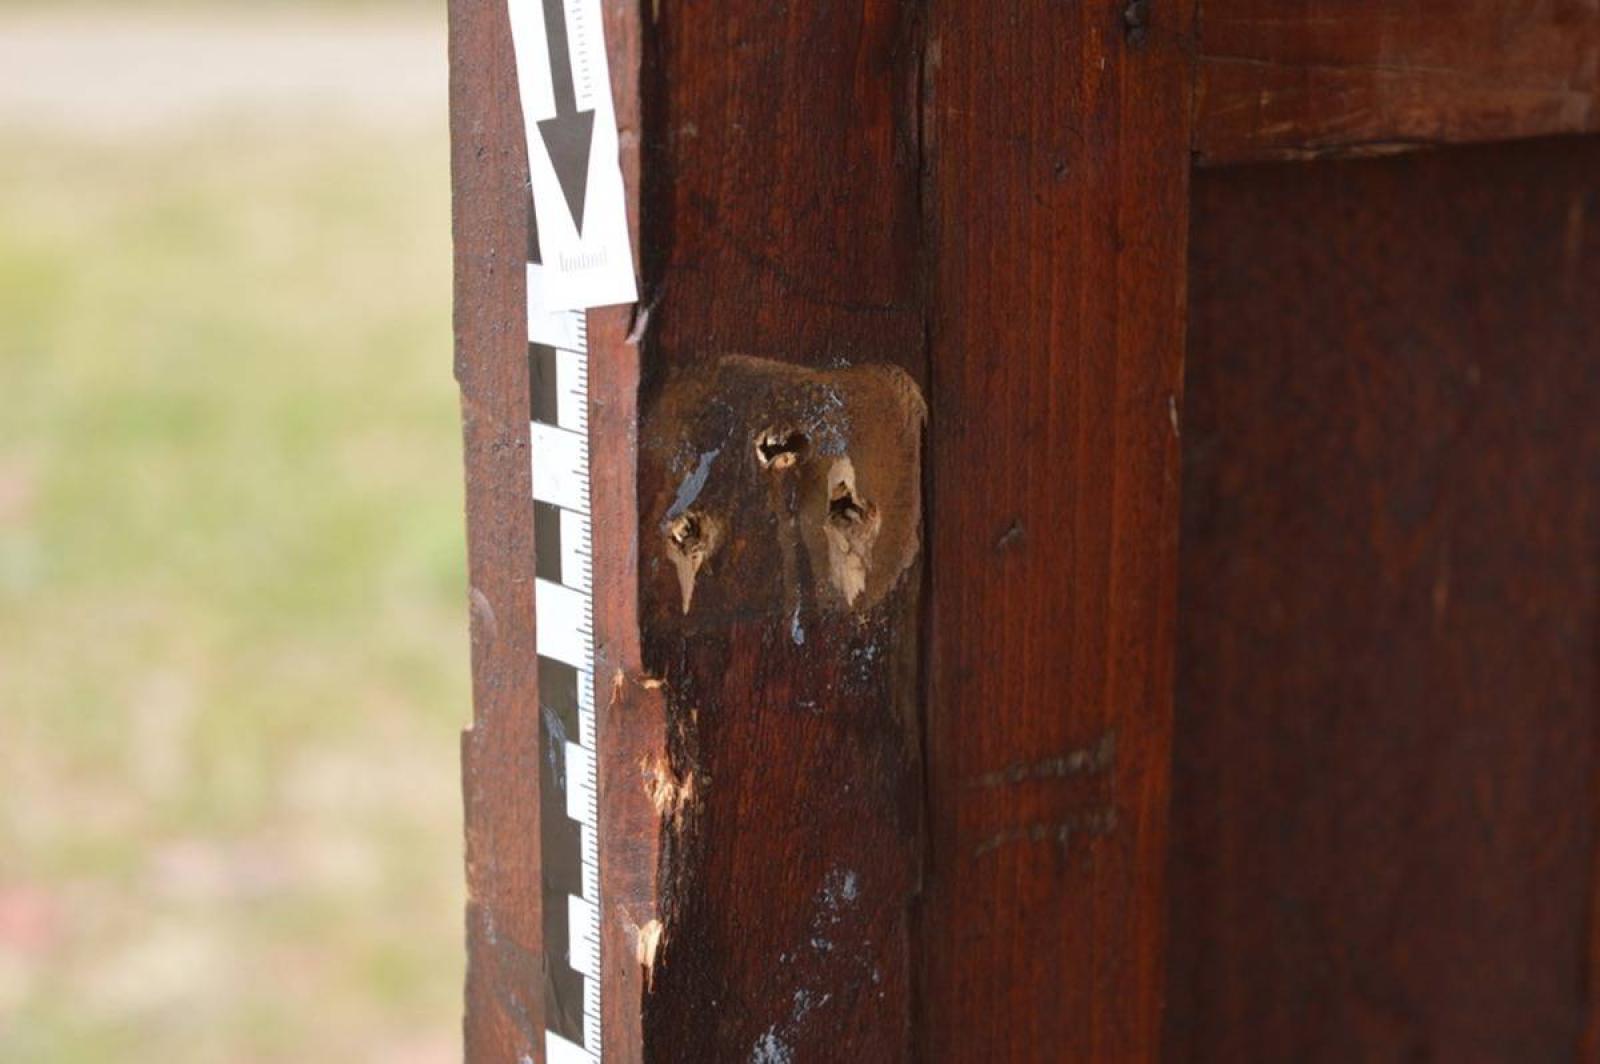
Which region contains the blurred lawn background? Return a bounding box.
[0,4,466,1061]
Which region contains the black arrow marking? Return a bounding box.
[537,0,595,236]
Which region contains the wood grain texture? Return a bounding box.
[455,0,1198,1055]
[450,0,547,1058]
[634,1,927,1059]
[1167,137,1600,1061]
[919,0,1194,1058]
[1195,0,1600,164]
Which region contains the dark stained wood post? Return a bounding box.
[631,0,927,1058]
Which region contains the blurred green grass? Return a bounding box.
[0,88,464,1064]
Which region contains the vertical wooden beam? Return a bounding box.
[590,328,660,1064]
[450,0,546,1058]
[633,1,927,1059]
[919,0,1193,1057]
[590,2,658,1060]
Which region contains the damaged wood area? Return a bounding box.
[634,356,927,1060]
[650,357,926,622]
[620,0,932,1053]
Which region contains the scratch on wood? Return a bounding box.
[994,520,1025,553]
[972,808,1119,860]
[963,730,1117,789]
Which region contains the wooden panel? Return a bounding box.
[449,0,547,1058]
[633,1,927,1060]
[919,0,1193,1057]
[1168,137,1600,1061]
[1196,1,1600,164]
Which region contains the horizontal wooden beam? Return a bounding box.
[1194,1,1600,164]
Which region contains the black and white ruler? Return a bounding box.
[508,0,636,1058]
[528,294,601,1063]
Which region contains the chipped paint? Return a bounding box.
[665,446,721,520]
[751,1028,793,1064]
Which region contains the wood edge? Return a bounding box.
[450,0,546,1058]
[593,0,657,1059]
[1192,53,1600,166]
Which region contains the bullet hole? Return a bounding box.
[829,486,867,525]
[664,509,722,614]
[823,459,881,608]
[667,511,703,550]
[755,426,811,471]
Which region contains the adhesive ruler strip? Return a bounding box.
[510,0,635,1053]
[529,284,602,1063]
